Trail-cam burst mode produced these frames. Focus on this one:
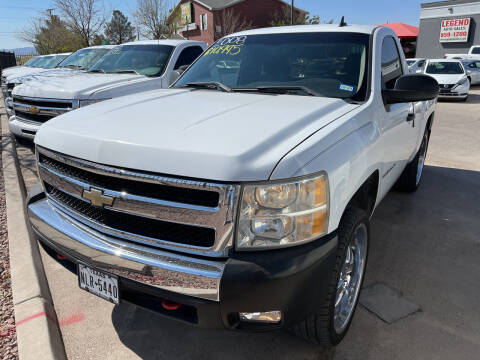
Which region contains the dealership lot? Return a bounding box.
[4,89,479,359]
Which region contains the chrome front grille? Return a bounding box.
[36,146,240,257]
[13,96,78,124]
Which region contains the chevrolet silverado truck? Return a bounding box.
[2,46,114,119]
[445,45,480,60]
[10,40,206,140]
[27,25,438,346]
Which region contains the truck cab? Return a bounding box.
[2,45,114,118]
[27,25,438,346]
[10,40,206,140]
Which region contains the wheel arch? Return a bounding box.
[341,170,380,221]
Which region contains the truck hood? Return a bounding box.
[2,66,28,78]
[427,73,466,85]
[7,68,80,85]
[4,67,47,82]
[35,89,358,181]
[13,72,145,100]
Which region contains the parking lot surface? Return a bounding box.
[10,90,480,359]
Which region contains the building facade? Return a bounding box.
[170,0,307,45]
[417,0,480,58]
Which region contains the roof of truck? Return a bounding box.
[233,24,376,37]
[120,39,205,46]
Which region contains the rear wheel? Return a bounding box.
[291,207,369,346]
[395,130,430,192]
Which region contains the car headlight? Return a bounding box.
[457,77,468,86]
[78,99,109,107]
[237,173,329,250]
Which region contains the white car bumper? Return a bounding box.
[8,116,40,140]
[438,82,469,99]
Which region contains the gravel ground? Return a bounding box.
[0,111,18,359]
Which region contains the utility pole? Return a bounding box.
[291,0,294,25]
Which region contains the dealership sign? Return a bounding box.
[440,18,471,42]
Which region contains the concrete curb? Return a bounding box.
[1,116,67,360]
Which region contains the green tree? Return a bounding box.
[104,10,136,45]
[19,13,83,54]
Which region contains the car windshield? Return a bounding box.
[32,56,56,68]
[426,62,464,74]
[471,47,480,54]
[89,45,174,76]
[406,60,416,66]
[58,48,111,70]
[24,57,40,66]
[174,32,370,101]
[43,54,70,68]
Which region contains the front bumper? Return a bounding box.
[8,115,40,140]
[28,186,338,329]
[438,83,469,99]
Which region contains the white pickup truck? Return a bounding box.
[10,40,206,140]
[27,25,438,346]
[2,46,114,118]
[445,45,480,60]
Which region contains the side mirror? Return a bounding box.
[383,74,439,104]
[169,70,183,85]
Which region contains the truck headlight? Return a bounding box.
[237,173,329,250]
[78,99,109,107]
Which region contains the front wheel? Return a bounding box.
[395,130,430,192]
[291,207,369,346]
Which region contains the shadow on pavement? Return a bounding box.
[111,304,335,360]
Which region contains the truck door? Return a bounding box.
[378,36,418,194]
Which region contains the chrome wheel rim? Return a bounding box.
[334,223,368,334]
[416,134,428,186]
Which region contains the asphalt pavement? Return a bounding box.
[12,90,480,359]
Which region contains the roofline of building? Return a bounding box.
[421,0,480,9]
[168,0,307,21]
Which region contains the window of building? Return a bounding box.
[381,36,403,89]
[200,14,208,30]
[174,46,204,69]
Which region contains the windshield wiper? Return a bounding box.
[88,69,105,73]
[62,64,85,69]
[114,70,141,75]
[182,82,232,93]
[235,86,322,97]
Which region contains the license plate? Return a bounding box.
[78,264,120,304]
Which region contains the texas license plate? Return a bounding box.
[78,264,120,304]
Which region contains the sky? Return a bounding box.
[0,0,427,50]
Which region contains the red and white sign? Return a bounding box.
[440,18,471,43]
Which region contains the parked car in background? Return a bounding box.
[10,40,206,140]
[462,59,480,85]
[425,59,470,100]
[407,58,426,73]
[27,25,438,347]
[1,53,70,83]
[2,45,114,117]
[445,45,480,60]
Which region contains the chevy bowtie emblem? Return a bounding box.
[82,188,114,207]
[29,106,40,114]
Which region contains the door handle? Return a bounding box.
[407,113,415,122]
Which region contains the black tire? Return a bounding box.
[291,207,369,346]
[394,129,430,192]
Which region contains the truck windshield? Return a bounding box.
[32,56,56,68]
[174,32,370,101]
[43,54,70,68]
[24,57,40,66]
[58,48,112,70]
[426,62,464,74]
[89,45,174,77]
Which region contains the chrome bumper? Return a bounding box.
[28,198,226,301]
